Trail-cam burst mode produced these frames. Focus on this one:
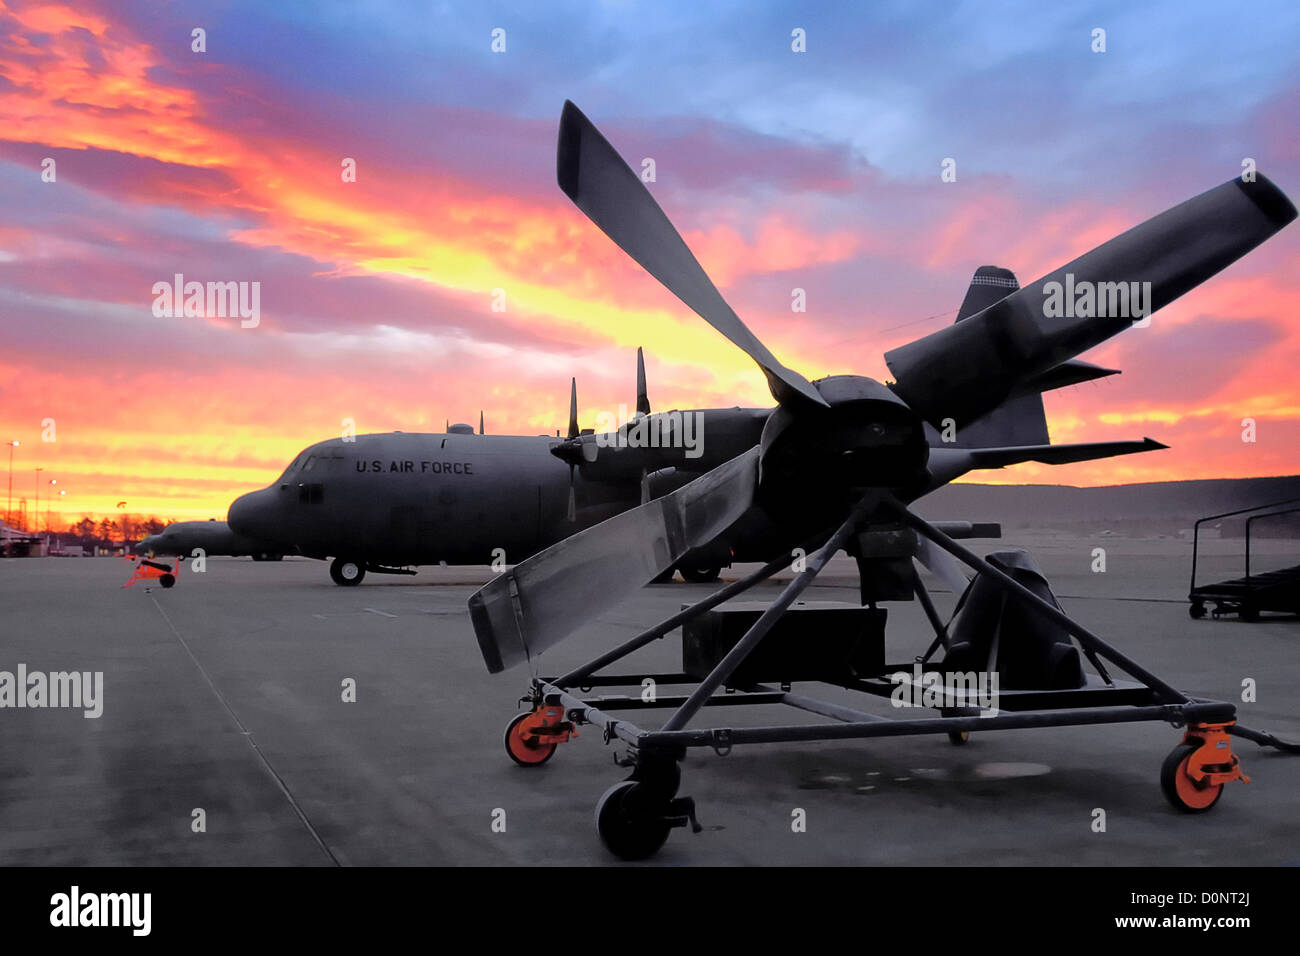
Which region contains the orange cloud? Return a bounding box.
[0,1,1297,529]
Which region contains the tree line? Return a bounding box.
[51,515,169,548]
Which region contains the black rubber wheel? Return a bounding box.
[651,566,676,584]
[595,781,672,861]
[503,712,557,767]
[1160,742,1223,813]
[159,573,175,589]
[679,564,721,584]
[330,557,365,586]
[1189,602,1206,619]
[1239,605,1259,622]
[947,730,969,745]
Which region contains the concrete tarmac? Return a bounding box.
[1,536,1297,865]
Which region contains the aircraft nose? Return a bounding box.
[228,487,280,539]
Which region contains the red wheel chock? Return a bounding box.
[123,556,179,589]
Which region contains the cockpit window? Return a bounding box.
[277,454,302,483]
[303,454,317,472]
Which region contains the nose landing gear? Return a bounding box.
[329,557,365,586]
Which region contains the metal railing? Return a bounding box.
[1190,496,1300,592]
[1244,506,1300,580]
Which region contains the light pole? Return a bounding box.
[4,440,15,557]
[47,479,58,535]
[5,440,16,529]
[53,486,66,551]
[34,467,43,534]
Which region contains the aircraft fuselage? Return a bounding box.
[228,409,770,569]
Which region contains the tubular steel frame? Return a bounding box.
[523,499,1300,768]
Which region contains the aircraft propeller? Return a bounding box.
[469,101,1297,673]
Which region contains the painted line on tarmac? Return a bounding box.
[149,595,341,866]
[363,607,397,618]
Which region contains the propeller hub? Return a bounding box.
[757,375,929,529]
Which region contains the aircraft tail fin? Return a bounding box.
[955,265,1019,322]
[952,393,1050,447]
[943,268,1049,447]
[944,267,1124,448]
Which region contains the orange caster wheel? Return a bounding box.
[1161,743,1222,812]
[1161,721,1250,813]
[504,704,576,766]
[504,711,558,766]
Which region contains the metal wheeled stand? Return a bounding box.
[501,497,1300,859]
[1188,497,1300,620]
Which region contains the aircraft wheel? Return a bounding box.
[651,566,676,584]
[679,564,721,584]
[1239,605,1259,622]
[330,557,366,586]
[1160,743,1223,813]
[504,712,557,767]
[1188,601,1206,619]
[948,730,969,745]
[159,573,176,589]
[595,781,671,861]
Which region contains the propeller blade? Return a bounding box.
[640,467,650,505]
[469,447,760,673]
[886,174,1297,427]
[636,346,650,417]
[479,411,484,435]
[566,377,579,440]
[566,466,577,522]
[557,101,827,409]
[915,535,970,595]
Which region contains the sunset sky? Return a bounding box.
[1,0,1298,526]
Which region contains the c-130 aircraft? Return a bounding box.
[229,275,1163,587]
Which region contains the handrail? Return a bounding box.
[1244,506,1300,580]
[1190,496,1300,593]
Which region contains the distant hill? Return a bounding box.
[916,475,1300,537]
